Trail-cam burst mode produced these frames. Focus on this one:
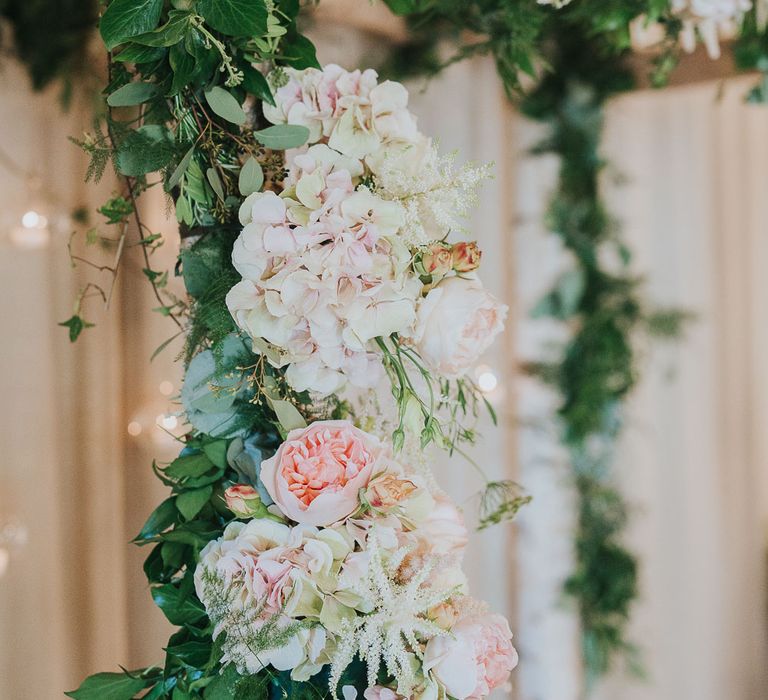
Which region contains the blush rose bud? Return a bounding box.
[451,241,482,272]
[224,484,264,518]
[365,473,418,510]
[417,242,454,278]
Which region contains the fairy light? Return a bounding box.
[475,364,499,394]
[10,208,51,250]
[158,380,174,396]
[0,517,28,579]
[127,421,143,436]
[157,414,178,431]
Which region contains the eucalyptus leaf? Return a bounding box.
[100,0,164,50]
[238,157,264,196]
[65,671,151,700]
[204,86,246,126]
[167,145,195,191]
[206,167,225,201]
[107,81,158,107]
[198,0,268,37]
[253,124,310,150]
[268,399,307,433]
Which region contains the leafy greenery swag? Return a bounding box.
[3,0,768,698]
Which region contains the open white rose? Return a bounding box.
[412,276,507,379]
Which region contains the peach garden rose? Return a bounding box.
[260,420,382,526]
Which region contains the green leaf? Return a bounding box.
[204,86,246,126]
[240,65,274,105]
[135,497,178,541]
[113,44,166,63]
[100,0,164,50]
[132,10,193,47]
[65,670,150,699]
[279,32,319,70]
[238,157,263,196]
[198,0,268,37]
[175,486,213,521]
[206,167,225,201]
[107,81,159,107]
[151,584,207,626]
[169,43,197,95]
[165,640,212,667]
[59,315,94,342]
[268,399,307,432]
[204,665,240,699]
[381,0,418,15]
[116,125,174,176]
[165,453,214,480]
[202,440,229,469]
[253,124,309,150]
[176,195,193,225]
[167,145,195,191]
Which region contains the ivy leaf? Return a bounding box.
[116,125,175,176]
[151,584,207,626]
[59,315,94,342]
[253,124,309,150]
[113,44,166,64]
[135,497,178,542]
[169,43,197,95]
[279,32,320,70]
[65,671,151,699]
[240,65,274,105]
[100,0,164,50]
[204,86,246,126]
[175,486,213,521]
[238,157,263,196]
[107,81,159,107]
[165,640,212,667]
[204,665,241,699]
[132,10,193,47]
[198,0,268,37]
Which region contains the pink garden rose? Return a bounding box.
[424,612,518,699]
[224,484,263,518]
[260,420,381,526]
[412,276,507,379]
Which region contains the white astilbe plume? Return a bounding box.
[372,143,492,246]
[537,0,574,7]
[329,533,453,697]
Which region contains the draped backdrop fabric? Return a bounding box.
[0,30,767,700]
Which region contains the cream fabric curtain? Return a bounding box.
[0,56,177,696]
[512,78,768,700]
